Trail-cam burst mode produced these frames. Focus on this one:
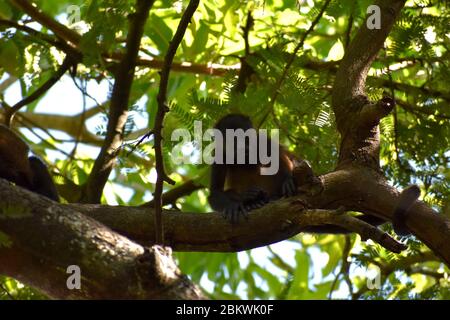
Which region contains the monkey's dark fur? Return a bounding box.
[208,114,418,236]
[0,124,59,201]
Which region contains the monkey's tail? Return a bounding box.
[392,185,421,236]
[301,186,420,235]
[302,214,387,234]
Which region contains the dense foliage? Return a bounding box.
[0,0,449,299]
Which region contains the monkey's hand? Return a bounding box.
[222,200,247,224]
[221,187,269,224]
[209,191,247,224]
[242,187,270,211]
[281,175,297,197]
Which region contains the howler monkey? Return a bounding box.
[208,114,419,236]
[0,125,59,201]
[208,114,308,223]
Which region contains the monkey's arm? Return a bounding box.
[208,164,268,223]
[278,163,297,198]
[29,156,59,201]
[208,164,229,209]
[208,164,246,223]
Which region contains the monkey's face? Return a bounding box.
[213,114,255,167]
[214,114,253,132]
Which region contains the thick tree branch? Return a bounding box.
[0,178,404,256]
[0,18,80,58]
[1,163,449,300]
[0,180,203,299]
[84,0,155,203]
[70,169,450,262]
[333,0,406,125]
[83,167,448,265]
[331,0,407,169]
[9,0,81,46]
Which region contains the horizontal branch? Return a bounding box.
[143,179,202,207]
[8,1,235,77]
[9,56,73,112]
[9,0,81,46]
[81,200,405,253]
[1,165,449,290]
[0,179,203,299]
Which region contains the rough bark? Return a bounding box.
[2,0,449,300]
[2,170,449,268]
[0,180,204,299]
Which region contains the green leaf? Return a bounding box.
[0,40,20,76]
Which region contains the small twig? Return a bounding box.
[9,0,81,46]
[66,77,88,171]
[243,11,253,57]
[396,99,450,120]
[342,236,354,294]
[337,215,407,253]
[258,0,332,127]
[301,208,407,253]
[126,130,154,156]
[233,11,254,95]
[328,235,353,299]
[0,18,79,57]
[268,246,294,274]
[0,76,17,92]
[71,76,104,109]
[351,250,441,299]
[344,5,354,49]
[143,179,202,207]
[152,0,200,244]
[375,78,450,103]
[3,56,74,125]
